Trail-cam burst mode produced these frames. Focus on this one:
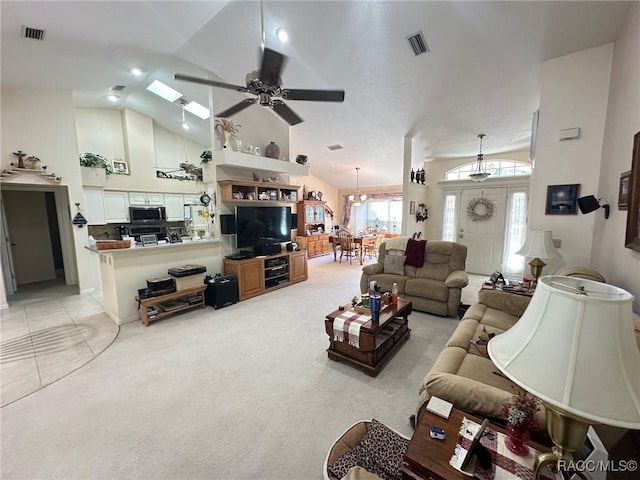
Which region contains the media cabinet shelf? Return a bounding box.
[135,285,206,326]
[218,180,300,203]
[223,250,307,301]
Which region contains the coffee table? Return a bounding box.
[324,298,412,376]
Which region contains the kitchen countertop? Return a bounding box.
[85,239,221,256]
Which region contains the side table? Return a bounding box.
[401,408,549,480]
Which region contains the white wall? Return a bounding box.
[1,87,92,293]
[529,44,614,267]
[75,108,126,161]
[591,4,640,312]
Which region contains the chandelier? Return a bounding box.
[348,167,367,206]
[469,133,490,182]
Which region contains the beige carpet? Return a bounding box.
[1,255,475,479]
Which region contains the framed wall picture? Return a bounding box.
[619,171,631,210]
[545,184,579,215]
[409,200,416,215]
[625,131,640,252]
[112,159,129,175]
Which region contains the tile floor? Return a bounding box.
[0,279,119,407]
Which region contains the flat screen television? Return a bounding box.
[235,206,292,249]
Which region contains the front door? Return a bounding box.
[458,188,507,275]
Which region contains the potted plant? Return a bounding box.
[79,152,112,186]
[501,387,540,456]
[200,150,212,164]
[296,154,308,165]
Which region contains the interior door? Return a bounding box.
[458,188,507,275]
[0,195,18,294]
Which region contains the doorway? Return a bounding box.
[442,183,529,276]
[1,186,75,296]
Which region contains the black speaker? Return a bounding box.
[286,242,293,251]
[220,214,236,234]
[291,213,298,228]
[578,195,600,214]
[254,244,282,256]
[204,275,238,309]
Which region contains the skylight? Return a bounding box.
[146,80,182,102]
[184,101,210,120]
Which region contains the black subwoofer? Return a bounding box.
[204,275,238,309]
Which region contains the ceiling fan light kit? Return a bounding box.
[174,1,344,125]
[469,133,491,182]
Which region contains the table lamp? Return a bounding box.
[488,276,640,479]
[515,229,562,290]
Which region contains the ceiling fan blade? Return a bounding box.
[259,48,286,86]
[271,100,303,126]
[174,73,247,92]
[217,99,257,118]
[281,89,345,102]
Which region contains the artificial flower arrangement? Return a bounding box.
[215,118,241,135]
[501,386,540,455]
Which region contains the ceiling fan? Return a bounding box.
[174,2,344,126]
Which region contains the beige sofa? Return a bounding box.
[415,289,539,425]
[360,239,468,317]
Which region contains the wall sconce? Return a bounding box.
[577,195,610,219]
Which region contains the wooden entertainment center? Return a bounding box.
[223,250,308,301]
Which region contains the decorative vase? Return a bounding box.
[223,131,232,150]
[265,141,280,159]
[504,423,531,456]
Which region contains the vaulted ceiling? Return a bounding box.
[0,1,631,188]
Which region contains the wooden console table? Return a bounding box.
[324,299,412,376]
[135,285,206,326]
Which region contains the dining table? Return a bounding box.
[329,234,377,265]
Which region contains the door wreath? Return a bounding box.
[467,197,494,222]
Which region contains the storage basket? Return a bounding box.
[95,240,131,250]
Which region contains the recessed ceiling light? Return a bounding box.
[276,28,289,43]
[106,94,120,102]
[130,68,142,76]
[146,80,182,102]
[184,101,210,120]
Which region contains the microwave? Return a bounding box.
[129,206,166,224]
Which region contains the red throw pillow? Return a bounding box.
[405,239,426,267]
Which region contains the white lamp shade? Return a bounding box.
[515,229,562,259]
[488,276,640,428]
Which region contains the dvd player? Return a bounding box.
[225,252,255,260]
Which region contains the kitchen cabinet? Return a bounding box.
[104,192,129,223]
[83,188,106,225]
[164,193,186,221]
[183,193,203,205]
[129,192,164,205]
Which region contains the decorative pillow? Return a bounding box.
[404,239,426,267]
[328,419,409,480]
[383,255,406,275]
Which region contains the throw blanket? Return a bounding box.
[385,237,409,252]
[333,311,371,349]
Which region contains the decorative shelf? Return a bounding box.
[204,150,309,182]
[0,168,62,185]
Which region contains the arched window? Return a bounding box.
[446,160,531,180]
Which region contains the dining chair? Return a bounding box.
[337,229,357,264]
[370,227,388,259]
[364,226,378,235]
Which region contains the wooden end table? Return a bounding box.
[402,408,550,480]
[324,299,412,376]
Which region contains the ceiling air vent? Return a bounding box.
[21,26,45,41]
[327,144,343,151]
[110,85,126,91]
[406,31,429,56]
